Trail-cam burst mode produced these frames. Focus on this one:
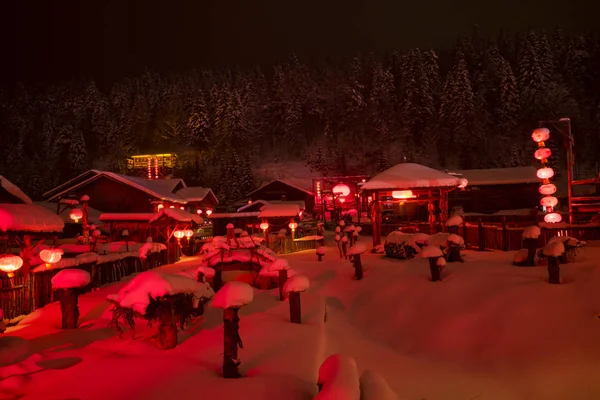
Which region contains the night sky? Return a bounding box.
[1,0,596,87]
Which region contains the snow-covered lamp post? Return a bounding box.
[39,248,63,269]
[260,221,269,247]
[288,221,298,251]
[543,240,564,284]
[421,246,445,282]
[0,255,23,278]
[316,246,326,262]
[212,282,254,378]
[283,274,310,324]
[347,243,366,280]
[52,269,91,329]
[532,128,562,224]
[270,258,291,301]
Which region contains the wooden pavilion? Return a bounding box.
[149,208,203,262]
[360,163,462,247]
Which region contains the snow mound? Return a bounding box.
[212,282,254,309]
[543,241,565,257]
[269,258,290,271]
[283,274,310,293]
[412,233,429,245]
[196,265,216,278]
[317,246,326,255]
[523,225,541,239]
[513,249,529,264]
[421,246,443,258]
[347,243,367,256]
[355,226,362,233]
[447,234,464,246]
[110,271,199,315]
[359,370,398,400]
[316,354,360,400]
[446,215,463,227]
[341,236,348,243]
[335,227,341,233]
[428,233,449,248]
[226,223,234,229]
[51,269,91,290]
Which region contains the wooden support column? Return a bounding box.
[370,192,381,248]
[439,189,448,231]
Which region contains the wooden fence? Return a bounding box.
[0,250,169,320]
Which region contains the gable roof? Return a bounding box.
[246,179,315,198]
[33,201,103,225]
[149,208,203,224]
[176,187,219,204]
[44,170,187,204]
[0,176,32,204]
[0,204,65,233]
[237,199,306,213]
[361,163,461,190]
[448,166,538,186]
[258,203,301,218]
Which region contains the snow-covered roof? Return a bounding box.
[44,170,187,204]
[149,208,203,224]
[208,212,260,219]
[361,163,461,191]
[0,176,32,204]
[0,204,65,233]
[448,166,538,186]
[258,203,300,218]
[237,199,306,213]
[100,213,156,222]
[34,201,102,225]
[176,187,218,203]
[246,179,315,197]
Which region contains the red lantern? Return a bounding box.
[544,213,562,223]
[196,209,202,214]
[289,222,298,231]
[157,204,164,211]
[69,208,84,223]
[392,190,415,199]
[206,209,213,216]
[537,167,555,180]
[173,230,184,239]
[539,184,557,195]
[534,147,552,160]
[532,128,550,143]
[540,196,558,208]
[0,255,23,277]
[339,197,345,203]
[183,229,194,238]
[260,222,269,231]
[39,248,63,265]
[458,178,468,189]
[180,206,185,210]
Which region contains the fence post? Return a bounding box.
[478,218,485,251]
[502,218,508,252]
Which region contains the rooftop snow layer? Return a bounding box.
[0,204,65,233]
[361,163,461,190]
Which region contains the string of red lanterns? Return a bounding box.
[532,128,561,223]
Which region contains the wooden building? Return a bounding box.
[245,180,315,212]
[448,167,539,214]
[0,176,32,204]
[174,186,218,213]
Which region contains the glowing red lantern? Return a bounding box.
[173,230,184,239]
[39,248,63,267]
[169,205,175,208]
[260,222,269,231]
[540,196,558,208]
[532,128,550,143]
[183,229,194,238]
[196,209,203,214]
[289,222,298,231]
[339,197,345,203]
[391,190,415,199]
[458,178,468,189]
[539,184,557,195]
[157,204,164,211]
[537,167,555,180]
[69,208,84,223]
[180,206,185,210]
[544,213,562,223]
[534,147,552,161]
[332,184,350,197]
[206,209,213,216]
[0,255,23,277]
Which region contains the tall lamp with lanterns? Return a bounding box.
[532,128,561,223]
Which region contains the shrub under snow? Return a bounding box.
[523,225,541,239]
[359,369,398,400]
[212,282,254,309]
[283,274,310,293]
[51,269,91,290]
[316,354,360,400]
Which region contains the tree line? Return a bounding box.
[0,27,598,203]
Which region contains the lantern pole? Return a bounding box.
[539,118,574,224]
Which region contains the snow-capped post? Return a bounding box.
[51,269,91,329]
[80,195,90,243]
[421,246,444,282]
[122,229,129,252]
[446,214,463,235]
[260,221,270,248]
[520,226,541,266]
[283,274,310,324]
[543,241,564,284]
[341,236,348,259]
[212,282,254,379]
[334,227,342,258]
[270,258,290,301]
[446,234,464,262]
[345,225,355,246]
[348,243,367,280]
[288,221,298,252]
[353,226,362,242]
[317,222,325,245]
[316,246,326,262]
[226,223,235,244]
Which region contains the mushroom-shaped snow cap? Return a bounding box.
[355,226,362,233]
[226,223,234,230]
[270,258,290,271]
[283,274,310,293]
[347,243,367,255]
[543,241,565,257]
[421,245,443,258]
[52,269,91,290]
[338,220,345,227]
[523,225,541,240]
[446,215,463,227]
[317,246,326,255]
[335,226,341,233]
[447,234,464,246]
[212,281,254,309]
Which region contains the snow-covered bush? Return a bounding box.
[384,232,420,260]
[359,370,398,400]
[316,354,360,400]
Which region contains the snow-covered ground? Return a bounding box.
[2,236,600,399]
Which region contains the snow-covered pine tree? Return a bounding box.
[518,31,545,118]
[239,153,256,197]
